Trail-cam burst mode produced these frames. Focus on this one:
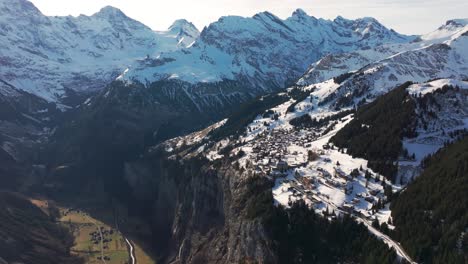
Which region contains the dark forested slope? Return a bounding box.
[391,136,468,263]
[0,192,81,264]
[330,83,416,181]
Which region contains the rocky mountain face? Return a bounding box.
[317,26,468,110]
[122,147,277,263]
[120,9,412,89]
[0,0,199,102]
[298,18,468,86]
[0,79,63,191]
[0,0,201,190]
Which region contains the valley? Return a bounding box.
[31,198,156,264]
[0,0,467,263]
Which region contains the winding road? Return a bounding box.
[310,191,417,264]
[355,217,416,264]
[124,237,137,264]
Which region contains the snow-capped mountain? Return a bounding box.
[119,9,413,89]
[0,0,199,102]
[315,25,468,109]
[165,19,200,48]
[298,18,468,86]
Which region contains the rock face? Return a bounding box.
[0,79,60,190]
[0,1,411,105]
[298,18,468,86]
[120,9,412,90]
[319,28,468,110]
[0,0,199,102]
[122,148,277,264]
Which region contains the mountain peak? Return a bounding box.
[253,11,281,21]
[168,19,200,38]
[445,18,468,27]
[94,6,126,19]
[0,0,43,16]
[292,8,308,18]
[357,17,379,23]
[169,19,197,31]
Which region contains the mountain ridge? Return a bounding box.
[0,0,199,102]
[120,8,413,88]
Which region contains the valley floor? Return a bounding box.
[30,198,156,264]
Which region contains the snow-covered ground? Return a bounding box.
[0,0,200,101]
[407,79,468,96]
[119,9,412,87]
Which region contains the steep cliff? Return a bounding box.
[122,145,277,263]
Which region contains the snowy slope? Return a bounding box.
[401,79,468,177]
[317,29,468,110]
[119,9,412,88]
[0,0,199,102]
[157,76,467,263]
[298,19,468,86]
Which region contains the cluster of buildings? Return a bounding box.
[243,127,320,178]
[238,119,388,221]
[89,227,114,246]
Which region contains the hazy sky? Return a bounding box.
[29,0,468,35]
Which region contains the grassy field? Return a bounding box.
[28,198,156,264]
[60,208,130,264]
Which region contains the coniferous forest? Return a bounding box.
[391,136,468,263]
[245,176,399,264]
[330,83,417,181]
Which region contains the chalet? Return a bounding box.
[342,204,354,213]
[334,167,353,181]
[300,176,315,188]
[345,182,354,195]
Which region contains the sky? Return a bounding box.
[29,0,468,35]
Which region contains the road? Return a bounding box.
[304,189,417,264]
[125,237,137,264]
[88,217,107,264]
[355,217,416,264]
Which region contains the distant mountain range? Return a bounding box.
[1,0,412,104]
[0,0,199,102]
